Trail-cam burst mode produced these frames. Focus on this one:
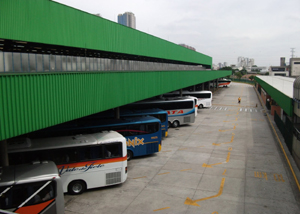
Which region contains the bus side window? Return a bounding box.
[104,143,122,158]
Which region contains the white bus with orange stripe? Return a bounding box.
[0,161,64,214]
[217,79,231,87]
[7,131,127,195]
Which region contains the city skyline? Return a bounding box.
[118,12,136,29]
[53,0,300,67]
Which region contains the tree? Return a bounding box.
[249,75,255,81]
[235,72,242,79]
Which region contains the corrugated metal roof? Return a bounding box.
[256,76,294,98]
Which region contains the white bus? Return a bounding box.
[217,79,231,87]
[163,90,213,108]
[0,161,64,214]
[7,131,127,195]
[127,97,197,128]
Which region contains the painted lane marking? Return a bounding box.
[219,107,222,110]
[223,117,238,122]
[133,176,147,179]
[219,125,236,132]
[240,108,242,112]
[202,151,231,168]
[250,109,252,112]
[222,169,227,176]
[153,207,170,212]
[254,87,300,191]
[224,107,228,111]
[180,168,192,172]
[245,108,247,112]
[254,171,268,181]
[274,174,285,182]
[184,178,226,207]
[158,172,170,175]
[212,133,235,146]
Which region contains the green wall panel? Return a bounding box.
[0,70,230,140]
[255,77,293,116]
[0,0,212,66]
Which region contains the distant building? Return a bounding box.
[118,12,136,29]
[269,57,289,76]
[289,58,300,77]
[237,56,254,67]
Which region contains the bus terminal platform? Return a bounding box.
[64,82,300,214]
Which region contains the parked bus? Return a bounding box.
[7,131,127,195]
[127,97,196,128]
[217,78,231,87]
[84,108,169,138]
[0,161,64,214]
[25,116,162,161]
[163,90,213,108]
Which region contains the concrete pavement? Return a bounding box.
[64,82,300,214]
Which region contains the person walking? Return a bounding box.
[238,97,241,104]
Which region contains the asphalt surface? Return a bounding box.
[64,82,300,214]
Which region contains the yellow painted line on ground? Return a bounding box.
[184,178,226,207]
[153,207,170,212]
[133,176,147,179]
[158,172,170,175]
[223,117,238,122]
[180,168,192,172]
[254,87,300,191]
[213,133,235,146]
[202,152,231,168]
[219,125,236,132]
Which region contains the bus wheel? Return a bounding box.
[127,150,133,161]
[198,104,203,109]
[68,180,86,195]
[172,121,179,128]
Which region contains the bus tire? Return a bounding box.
[127,150,133,161]
[198,104,203,109]
[68,180,86,195]
[172,120,179,128]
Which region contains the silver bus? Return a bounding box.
[0,161,64,214]
[127,97,197,128]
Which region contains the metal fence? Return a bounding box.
[274,111,293,153]
[231,78,255,85]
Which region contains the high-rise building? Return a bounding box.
[118,12,136,29]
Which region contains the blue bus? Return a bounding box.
[121,109,168,138]
[85,108,168,138]
[28,116,162,161]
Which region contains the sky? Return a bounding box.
[54,0,300,67]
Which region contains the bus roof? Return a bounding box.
[80,116,161,127]
[0,161,59,186]
[167,90,212,94]
[7,131,125,153]
[121,108,167,115]
[138,97,195,104]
